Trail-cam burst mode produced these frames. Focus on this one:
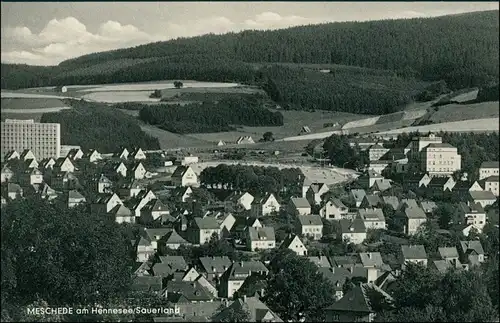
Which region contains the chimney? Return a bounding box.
[243,295,247,302]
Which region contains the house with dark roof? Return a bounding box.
[130,147,147,160]
[349,189,367,208]
[308,256,332,268]
[150,256,189,278]
[339,218,367,245]
[479,161,499,180]
[296,214,323,240]
[358,208,386,230]
[381,196,400,211]
[139,199,170,225]
[357,170,386,190]
[3,182,23,200]
[224,191,255,212]
[163,280,215,303]
[162,230,190,250]
[438,247,459,263]
[251,193,280,217]
[67,190,86,208]
[320,198,348,220]
[232,216,263,240]
[97,174,113,194]
[53,157,75,173]
[109,204,135,224]
[427,176,455,192]
[213,296,283,322]
[199,256,232,281]
[4,150,20,161]
[306,182,329,206]
[188,217,221,245]
[20,168,43,186]
[180,267,218,297]
[84,149,102,163]
[131,276,163,293]
[91,192,123,214]
[40,157,56,170]
[66,148,84,160]
[131,162,147,180]
[20,149,36,161]
[403,173,431,190]
[325,283,394,322]
[370,179,392,193]
[114,147,129,160]
[219,261,269,298]
[280,234,307,256]
[246,227,276,251]
[287,197,311,216]
[419,200,437,214]
[23,158,39,169]
[478,175,499,197]
[401,245,428,269]
[49,171,79,191]
[458,202,486,232]
[1,165,14,183]
[459,240,485,266]
[359,252,386,269]
[468,190,497,208]
[171,166,198,187]
[396,202,427,236]
[360,195,382,209]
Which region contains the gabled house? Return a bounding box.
[403,173,431,190]
[50,171,79,191]
[181,267,218,297]
[131,276,162,294]
[109,204,135,224]
[468,190,497,208]
[431,259,466,274]
[225,191,254,211]
[20,149,36,161]
[40,158,56,170]
[150,255,189,278]
[171,166,198,187]
[113,162,127,177]
[131,162,147,180]
[357,170,386,190]
[339,218,367,245]
[236,136,255,145]
[134,236,155,262]
[219,261,269,298]
[39,183,58,201]
[397,203,427,236]
[320,198,348,220]
[119,180,144,198]
[213,296,283,322]
[115,147,129,160]
[20,168,43,186]
[287,197,311,216]
[189,217,221,244]
[4,150,20,160]
[67,190,86,208]
[296,214,323,240]
[53,157,75,173]
[280,234,307,256]
[438,247,460,263]
[217,213,236,236]
[301,178,312,198]
[162,280,215,305]
[129,189,157,217]
[427,176,455,192]
[349,189,367,208]
[381,196,400,211]
[368,144,390,161]
[4,183,23,200]
[199,256,232,281]
[306,182,329,206]
[419,200,438,214]
[360,195,383,209]
[308,256,332,268]
[163,230,190,250]
[178,186,193,203]
[97,174,113,193]
[453,180,484,197]
[139,199,170,224]
[371,180,392,193]
[251,193,280,217]
[359,252,386,269]
[246,227,276,251]
[85,149,102,163]
[66,148,84,160]
[325,283,394,322]
[479,161,499,180]
[358,208,386,230]
[1,165,14,183]
[401,245,428,269]
[130,147,147,160]
[24,158,38,169]
[459,240,485,266]
[232,217,262,240]
[92,193,123,214]
[478,175,499,197]
[458,202,486,233]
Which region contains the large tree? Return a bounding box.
[263,249,336,321]
[1,197,133,311]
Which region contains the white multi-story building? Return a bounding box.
[1,119,60,161]
[479,161,499,180]
[420,143,461,177]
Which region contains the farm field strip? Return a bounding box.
[1,107,72,113]
[450,89,479,102]
[81,91,162,103]
[377,118,499,135]
[342,116,380,129]
[78,81,240,92]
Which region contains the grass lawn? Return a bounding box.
[1,98,68,110]
[429,101,499,123]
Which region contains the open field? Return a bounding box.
[138,122,213,149]
[191,160,357,185]
[376,118,499,135]
[158,86,264,101]
[429,101,499,123]
[449,88,479,103]
[342,116,380,129]
[82,91,161,103]
[1,98,70,110]
[1,91,75,99]
[77,81,240,92]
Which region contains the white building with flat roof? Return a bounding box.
[1,119,61,161]
[420,143,461,177]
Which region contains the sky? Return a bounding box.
[1,2,498,66]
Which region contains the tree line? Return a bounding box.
[199,164,305,198]
[40,100,160,153]
[136,97,283,134]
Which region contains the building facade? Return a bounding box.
[1,119,61,161]
[420,143,461,177]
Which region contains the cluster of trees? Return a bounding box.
[199,164,305,197]
[1,198,135,321]
[322,134,369,169]
[476,83,500,102]
[40,100,160,153]
[378,262,499,322]
[137,97,283,134]
[260,65,429,114]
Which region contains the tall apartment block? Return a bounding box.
[1,119,61,161]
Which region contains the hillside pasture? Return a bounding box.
[81,91,161,103]
[449,88,479,103]
[77,81,240,92]
[429,101,499,123]
[1,98,69,110]
[377,118,499,135]
[158,86,264,101]
[375,111,405,124]
[342,116,380,129]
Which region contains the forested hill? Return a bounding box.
[2,10,498,92]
